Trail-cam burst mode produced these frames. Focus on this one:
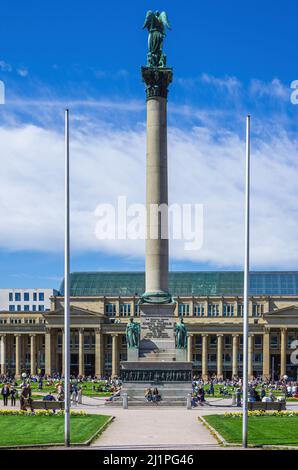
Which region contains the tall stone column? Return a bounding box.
[30,334,36,376]
[263,328,270,379]
[280,328,287,378]
[141,66,173,303]
[232,334,239,378]
[217,334,223,379]
[202,334,208,380]
[45,329,52,376]
[111,334,119,378]
[187,334,193,362]
[95,328,104,378]
[15,334,21,378]
[79,328,85,376]
[248,334,254,380]
[0,335,6,375]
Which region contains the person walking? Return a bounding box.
[10,386,17,406]
[1,384,10,406]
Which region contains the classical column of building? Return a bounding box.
[15,334,21,378]
[263,328,270,379]
[280,328,287,378]
[217,334,223,378]
[187,334,193,362]
[30,334,36,376]
[202,334,208,379]
[79,328,85,376]
[111,334,119,377]
[232,334,239,377]
[248,334,254,379]
[45,329,52,376]
[0,335,6,375]
[95,328,104,378]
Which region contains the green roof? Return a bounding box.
[59,271,298,297]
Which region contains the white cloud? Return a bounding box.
[0,111,297,270]
[201,73,242,96]
[250,78,289,100]
[17,67,29,77]
[0,61,12,72]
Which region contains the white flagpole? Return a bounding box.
[242,114,250,448]
[64,109,70,447]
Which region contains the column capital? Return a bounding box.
[280,327,288,333]
[201,333,209,338]
[14,333,21,337]
[29,333,37,337]
[217,333,224,337]
[141,66,173,100]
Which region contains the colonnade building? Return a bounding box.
[0,271,298,380]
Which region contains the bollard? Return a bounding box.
[231,392,236,406]
[187,393,192,410]
[122,393,128,409]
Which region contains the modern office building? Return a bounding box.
[0,288,58,313]
[0,271,297,380]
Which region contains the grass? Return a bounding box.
[15,381,112,398]
[0,414,111,446]
[204,414,298,446]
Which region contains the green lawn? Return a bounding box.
[16,381,112,398]
[205,415,298,446]
[0,414,111,446]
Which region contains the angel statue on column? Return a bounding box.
[142,10,171,67]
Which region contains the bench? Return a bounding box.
[248,401,286,411]
[20,399,65,411]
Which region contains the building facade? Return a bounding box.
[0,272,298,380]
[0,288,58,313]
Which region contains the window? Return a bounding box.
[194,303,205,316]
[33,293,37,301]
[9,292,13,302]
[134,304,140,316]
[254,353,262,363]
[224,353,231,363]
[224,335,232,348]
[237,303,243,317]
[32,305,36,312]
[9,305,15,312]
[270,334,278,348]
[15,293,21,302]
[253,303,263,317]
[178,303,190,317]
[195,336,202,348]
[106,336,112,348]
[24,293,30,301]
[84,334,90,348]
[24,305,30,312]
[194,353,201,363]
[208,353,217,363]
[39,292,44,301]
[254,336,262,348]
[120,303,131,317]
[38,305,45,312]
[121,336,127,347]
[208,304,219,317]
[17,305,21,312]
[209,335,217,348]
[223,303,234,317]
[105,303,116,316]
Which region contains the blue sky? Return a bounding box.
[0,0,298,289]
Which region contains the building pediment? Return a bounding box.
[264,305,298,317]
[44,306,102,318]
